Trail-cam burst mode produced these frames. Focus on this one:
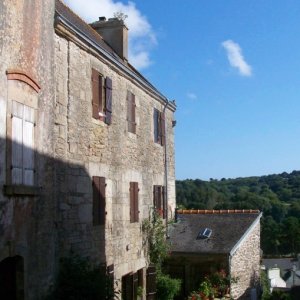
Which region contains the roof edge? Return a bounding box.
[177,209,260,215]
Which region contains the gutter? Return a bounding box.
[163,101,169,237]
[54,13,176,112]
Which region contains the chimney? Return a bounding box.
[90,17,128,61]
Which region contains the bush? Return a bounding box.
[47,253,117,300]
[156,271,181,300]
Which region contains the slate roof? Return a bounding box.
[263,258,298,272]
[169,210,261,255]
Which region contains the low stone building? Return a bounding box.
[166,210,262,299]
[0,0,176,299]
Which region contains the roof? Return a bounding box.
[54,0,176,111]
[169,210,261,255]
[263,258,298,272]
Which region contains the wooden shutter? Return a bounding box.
[160,112,165,146]
[11,102,23,184]
[162,186,166,219]
[23,105,35,186]
[122,273,133,300]
[133,272,138,299]
[11,101,35,185]
[146,265,156,300]
[130,182,139,223]
[93,176,106,225]
[105,77,112,125]
[127,91,136,134]
[107,264,114,298]
[153,109,159,143]
[92,69,101,119]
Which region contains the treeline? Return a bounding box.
[176,171,300,256]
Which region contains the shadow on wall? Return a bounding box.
[0,137,106,299]
[235,269,260,300]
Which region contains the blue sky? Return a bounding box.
[66,0,300,180]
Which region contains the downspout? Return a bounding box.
[163,100,169,237]
[228,254,232,299]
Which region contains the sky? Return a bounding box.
[65,0,300,180]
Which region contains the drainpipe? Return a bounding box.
[163,100,169,237]
[228,254,232,299]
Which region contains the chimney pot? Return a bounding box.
[99,17,106,21]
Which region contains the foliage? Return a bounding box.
[142,210,170,267]
[47,253,119,300]
[142,210,181,300]
[176,170,300,255]
[270,290,292,300]
[260,269,271,300]
[188,270,236,300]
[156,270,182,300]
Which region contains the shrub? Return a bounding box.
[156,271,181,300]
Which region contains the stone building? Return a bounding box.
[0,0,176,299]
[167,210,262,299]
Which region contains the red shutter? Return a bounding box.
[105,77,112,125]
[92,69,100,119]
[122,273,133,300]
[93,176,106,225]
[134,182,139,222]
[130,182,135,223]
[160,112,165,146]
[99,177,106,225]
[146,265,156,300]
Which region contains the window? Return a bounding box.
[121,269,143,300]
[92,176,106,225]
[153,185,166,219]
[129,182,139,223]
[91,68,112,125]
[197,228,212,240]
[127,91,136,133]
[153,108,165,145]
[11,101,35,186]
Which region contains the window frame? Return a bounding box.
[92,176,106,226]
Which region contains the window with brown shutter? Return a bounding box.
[92,176,106,225]
[153,185,166,219]
[127,91,136,134]
[122,273,133,300]
[153,108,165,146]
[130,182,139,223]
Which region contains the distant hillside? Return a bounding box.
[176,171,300,256]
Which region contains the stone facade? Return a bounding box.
[0,0,176,299]
[230,222,261,299]
[0,0,57,299]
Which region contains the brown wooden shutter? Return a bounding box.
[93,176,106,225]
[105,77,112,125]
[122,273,133,300]
[127,91,136,134]
[146,265,156,300]
[107,264,114,298]
[162,186,166,219]
[130,182,135,223]
[133,272,138,299]
[92,69,100,119]
[153,109,159,143]
[160,112,165,146]
[130,182,139,222]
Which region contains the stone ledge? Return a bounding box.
[3,184,41,196]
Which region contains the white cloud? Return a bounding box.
[64,0,156,70]
[222,40,252,77]
[187,92,198,100]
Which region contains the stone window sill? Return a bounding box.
[3,185,41,196]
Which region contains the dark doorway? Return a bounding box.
[0,256,24,300]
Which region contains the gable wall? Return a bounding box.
[230,222,260,299]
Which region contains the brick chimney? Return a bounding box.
[90,17,128,61]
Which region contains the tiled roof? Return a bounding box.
[169,210,261,255]
[177,209,260,214]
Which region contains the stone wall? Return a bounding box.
[230,222,260,299]
[54,24,176,282]
[0,0,57,299]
